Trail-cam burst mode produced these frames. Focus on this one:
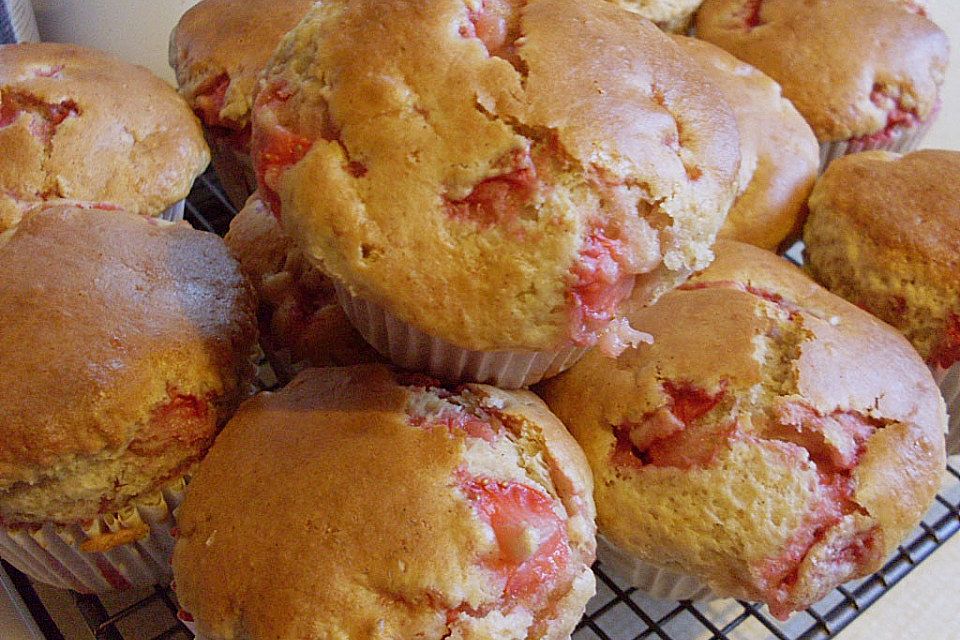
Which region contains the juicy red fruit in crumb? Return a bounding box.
[855,85,926,145]
[568,230,636,347]
[461,0,524,63]
[252,82,313,219]
[445,150,539,228]
[612,381,731,471]
[461,479,570,609]
[0,91,78,145]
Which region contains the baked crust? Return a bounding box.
[174,365,596,640]
[169,0,314,129]
[804,149,960,364]
[0,43,209,228]
[696,0,949,142]
[539,240,945,618]
[674,36,818,251]
[254,0,740,351]
[224,194,379,370]
[0,205,257,524]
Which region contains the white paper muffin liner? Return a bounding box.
[334,282,587,389]
[932,362,960,455]
[597,534,718,601]
[818,117,934,173]
[207,135,257,211]
[0,477,186,593]
[160,199,186,222]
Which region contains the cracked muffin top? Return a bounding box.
[539,240,946,619]
[251,0,741,352]
[0,43,209,232]
[674,36,818,251]
[804,149,960,370]
[696,0,950,143]
[173,365,596,640]
[0,204,257,525]
[169,0,314,141]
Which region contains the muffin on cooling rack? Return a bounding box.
[173,365,596,639]
[224,193,379,380]
[169,0,314,209]
[605,0,704,32]
[539,240,946,619]
[696,0,949,170]
[804,149,960,454]
[0,42,209,232]
[0,204,257,593]
[251,0,740,388]
[673,36,818,251]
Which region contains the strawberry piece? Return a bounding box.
[251,82,313,218]
[445,149,539,228]
[0,91,78,145]
[567,229,635,347]
[193,74,232,129]
[461,479,570,609]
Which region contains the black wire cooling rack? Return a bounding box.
[4,171,959,640]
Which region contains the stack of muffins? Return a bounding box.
[0,0,954,637]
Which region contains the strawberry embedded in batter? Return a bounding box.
[0,90,78,146]
[772,402,880,471]
[412,409,500,442]
[755,468,880,620]
[567,229,637,347]
[129,391,214,455]
[612,381,732,470]
[251,82,314,218]
[931,313,960,369]
[854,86,927,146]
[193,74,232,130]
[460,0,524,65]
[738,0,765,29]
[461,478,571,610]
[445,149,539,228]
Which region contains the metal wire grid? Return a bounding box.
[4,172,959,640]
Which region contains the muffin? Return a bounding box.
[605,0,703,33]
[0,204,257,592]
[696,0,949,170]
[804,149,960,453]
[539,240,946,618]
[169,0,314,209]
[673,36,818,251]
[251,0,741,387]
[224,193,380,380]
[0,42,209,231]
[173,365,596,639]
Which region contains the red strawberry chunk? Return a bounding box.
[461,479,570,609]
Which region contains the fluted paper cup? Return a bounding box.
[334,282,587,389]
[597,534,717,601]
[0,477,186,593]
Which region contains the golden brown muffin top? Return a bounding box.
[254,0,740,352]
[174,365,596,640]
[169,0,315,131]
[539,240,945,618]
[674,36,818,250]
[0,205,257,524]
[224,194,380,369]
[696,0,949,142]
[804,149,960,365]
[0,43,209,228]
